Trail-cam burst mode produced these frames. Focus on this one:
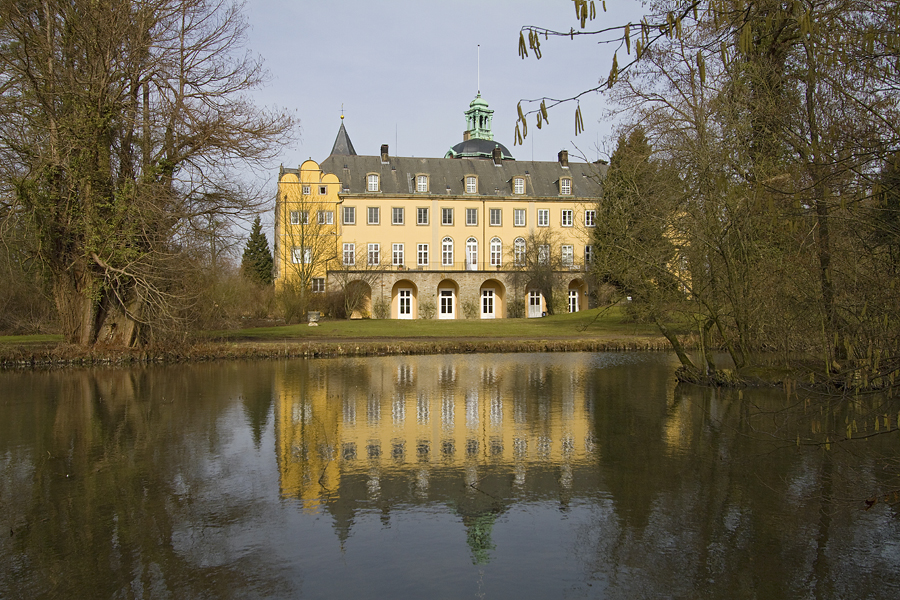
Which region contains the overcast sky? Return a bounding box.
[243,0,646,175]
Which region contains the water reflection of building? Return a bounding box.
[273,355,600,561]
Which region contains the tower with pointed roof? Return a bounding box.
[330,116,357,156]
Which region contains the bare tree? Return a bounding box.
[276,191,339,323]
[507,228,566,315]
[0,0,294,347]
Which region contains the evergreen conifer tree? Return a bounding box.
[241,216,274,285]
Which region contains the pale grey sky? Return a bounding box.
[244,0,645,174]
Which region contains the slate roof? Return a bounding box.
[318,153,604,199]
[330,121,357,156]
[445,138,515,160]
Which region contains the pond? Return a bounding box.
[1,352,898,599]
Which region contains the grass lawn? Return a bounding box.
[208,306,659,341]
[0,307,662,347]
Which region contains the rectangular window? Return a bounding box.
[489,208,502,226]
[319,185,327,195]
[514,208,526,227]
[416,175,428,193]
[302,185,311,195]
[465,176,477,194]
[560,178,571,195]
[585,210,596,227]
[538,244,550,265]
[562,245,574,267]
[343,206,356,225]
[318,210,334,225]
[392,243,404,266]
[299,211,309,224]
[513,177,525,194]
[441,207,453,226]
[466,208,478,226]
[290,211,300,225]
[392,207,404,225]
[367,174,379,192]
[537,209,549,227]
[417,207,429,225]
[417,243,429,266]
[368,243,380,266]
[584,245,594,264]
[312,278,325,293]
[292,247,312,264]
[343,243,355,266]
[367,206,380,225]
[561,209,573,227]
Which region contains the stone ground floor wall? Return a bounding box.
[326,269,595,319]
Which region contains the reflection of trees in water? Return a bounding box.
[1,365,293,599]
[577,378,900,598]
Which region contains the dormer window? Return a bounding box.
[560,177,572,195]
[416,175,429,193]
[513,177,525,195]
[367,173,380,192]
[465,175,478,194]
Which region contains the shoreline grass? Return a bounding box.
[0,307,671,368]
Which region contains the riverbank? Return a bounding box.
[0,308,675,368]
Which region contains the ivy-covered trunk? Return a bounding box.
[53,262,145,348]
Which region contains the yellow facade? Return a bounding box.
[274,98,604,318]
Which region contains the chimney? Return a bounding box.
[558,150,569,167]
[381,144,389,163]
[492,146,502,166]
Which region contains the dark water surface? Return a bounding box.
[1,352,898,599]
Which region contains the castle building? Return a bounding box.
[274,94,603,319]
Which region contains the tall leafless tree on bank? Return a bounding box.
[0,0,294,347]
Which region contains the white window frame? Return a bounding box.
[368,243,380,266]
[489,208,502,226]
[302,185,311,195]
[318,210,334,225]
[561,209,573,227]
[441,237,454,266]
[343,243,356,266]
[292,247,312,264]
[490,237,502,267]
[289,211,300,225]
[560,178,571,195]
[584,245,594,264]
[514,208,526,227]
[562,244,574,267]
[417,207,429,225]
[538,244,550,265]
[343,206,356,225]
[465,176,477,194]
[392,243,404,266]
[466,207,478,226]
[392,207,404,225]
[537,209,549,227]
[441,207,453,226]
[514,238,526,266]
[318,185,327,195]
[513,177,525,195]
[416,175,428,193]
[367,206,380,225]
[585,210,596,227]
[466,237,478,269]
[367,173,380,192]
[417,243,429,266]
[312,278,325,293]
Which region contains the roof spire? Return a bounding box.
[329,112,357,156]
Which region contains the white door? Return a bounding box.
[568,290,579,313]
[466,238,478,271]
[439,289,455,319]
[481,289,495,319]
[528,290,542,318]
[398,289,412,319]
